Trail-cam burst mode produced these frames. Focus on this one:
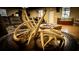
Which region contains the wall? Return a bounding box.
[29,7,61,24]
[6,7,79,24]
[6,7,62,24]
[70,7,79,20]
[30,9,38,18]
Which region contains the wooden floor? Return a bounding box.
[60,25,79,40]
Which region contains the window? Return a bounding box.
[62,7,70,18]
[0,9,7,16]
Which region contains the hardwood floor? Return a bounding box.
[60,25,79,40]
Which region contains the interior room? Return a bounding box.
[0,7,79,51]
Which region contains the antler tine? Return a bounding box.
[13,23,25,41]
[27,10,46,45]
[40,32,44,50]
[23,8,35,29]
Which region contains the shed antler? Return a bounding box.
[27,10,46,45]
[13,8,65,50]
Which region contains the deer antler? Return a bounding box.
[27,10,46,45]
[13,8,65,50]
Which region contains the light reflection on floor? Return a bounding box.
[61,29,69,33]
[60,25,79,39]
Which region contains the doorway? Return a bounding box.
[48,11,55,24]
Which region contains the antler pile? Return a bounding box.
[13,8,67,50]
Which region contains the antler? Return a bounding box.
[13,8,34,41]
[13,8,65,50]
[27,10,46,44]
